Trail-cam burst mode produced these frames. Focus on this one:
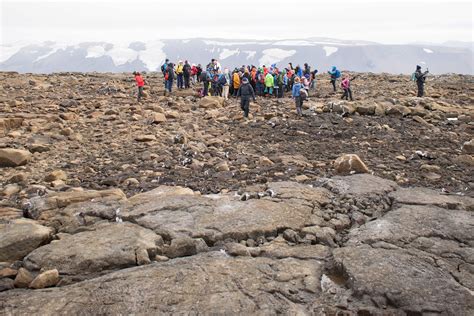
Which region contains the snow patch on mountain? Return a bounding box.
[244,51,256,60]
[139,41,165,71]
[219,49,239,60]
[86,45,107,58]
[323,46,338,57]
[34,42,71,62]
[259,49,296,66]
[0,43,26,63]
[423,48,434,53]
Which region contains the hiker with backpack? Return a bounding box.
[133,71,145,102]
[303,74,311,93]
[161,59,169,78]
[256,68,265,96]
[237,77,256,118]
[164,63,175,94]
[175,61,184,89]
[264,71,274,97]
[232,71,241,97]
[220,68,231,100]
[292,77,306,116]
[196,64,203,82]
[183,61,192,88]
[310,69,318,90]
[340,74,357,101]
[328,66,341,92]
[413,65,429,97]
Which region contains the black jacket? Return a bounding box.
[237,83,256,99]
[415,70,428,83]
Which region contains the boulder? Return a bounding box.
[151,113,167,124]
[462,139,474,154]
[198,96,225,109]
[0,148,31,167]
[0,253,325,314]
[23,222,163,279]
[0,219,53,262]
[44,170,67,182]
[29,269,59,289]
[334,154,369,175]
[14,268,34,288]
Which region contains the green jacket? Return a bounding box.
[265,73,274,87]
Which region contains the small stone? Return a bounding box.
[154,255,169,262]
[259,156,274,166]
[29,269,60,289]
[395,155,406,161]
[0,278,14,292]
[135,135,156,142]
[225,243,251,256]
[0,267,17,278]
[215,161,230,172]
[44,170,68,182]
[151,113,167,124]
[14,268,34,288]
[0,148,32,167]
[462,139,473,154]
[294,175,310,182]
[334,154,369,175]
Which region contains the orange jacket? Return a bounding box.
[233,73,240,89]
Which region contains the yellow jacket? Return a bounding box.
[176,64,184,74]
[233,73,240,89]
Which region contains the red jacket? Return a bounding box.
[135,75,145,87]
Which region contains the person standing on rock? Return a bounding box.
[237,77,256,118]
[328,66,341,92]
[165,63,175,94]
[264,71,274,97]
[199,68,209,97]
[176,61,184,89]
[221,68,231,100]
[292,77,304,116]
[133,71,145,102]
[340,74,357,101]
[232,71,241,97]
[414,65,429,97]
[183,61,191,89]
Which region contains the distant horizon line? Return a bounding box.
[2,37,473,47]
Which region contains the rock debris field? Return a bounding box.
[0,72,473,315]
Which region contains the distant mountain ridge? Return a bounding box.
[1,38,472,74]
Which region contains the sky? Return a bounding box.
[0,0,473,45]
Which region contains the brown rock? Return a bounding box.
[14,268,34,288]
[0,267,17,278]
[334,154,369,175]
[462,139,474,154]
[259,156,274,166]
[151,113,167,124]
[44,170,68,182]
[29,269,60,289]
[0,148,32,167]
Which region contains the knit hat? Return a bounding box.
[242,77,249,83]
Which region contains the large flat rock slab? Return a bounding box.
[0,219,53,262]
[23,222,163,281]
[334,245,474,315]
[122,181,331,244]
[1,252,324,315]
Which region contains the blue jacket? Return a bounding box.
[292,83,303,97]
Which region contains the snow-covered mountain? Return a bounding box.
[1,38,472,74]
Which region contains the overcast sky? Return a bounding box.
[1,0,472,45]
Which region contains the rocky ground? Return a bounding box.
[0,72,473,315]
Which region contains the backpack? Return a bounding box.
[161,63,167,73]
[335,70,341,79]
[299,89,308,101]
[411,73,416,81]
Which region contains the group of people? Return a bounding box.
[134,60,429,117]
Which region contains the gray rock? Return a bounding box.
[0,252,325,314]
[0,219,53,262]
[23,222,163,280]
